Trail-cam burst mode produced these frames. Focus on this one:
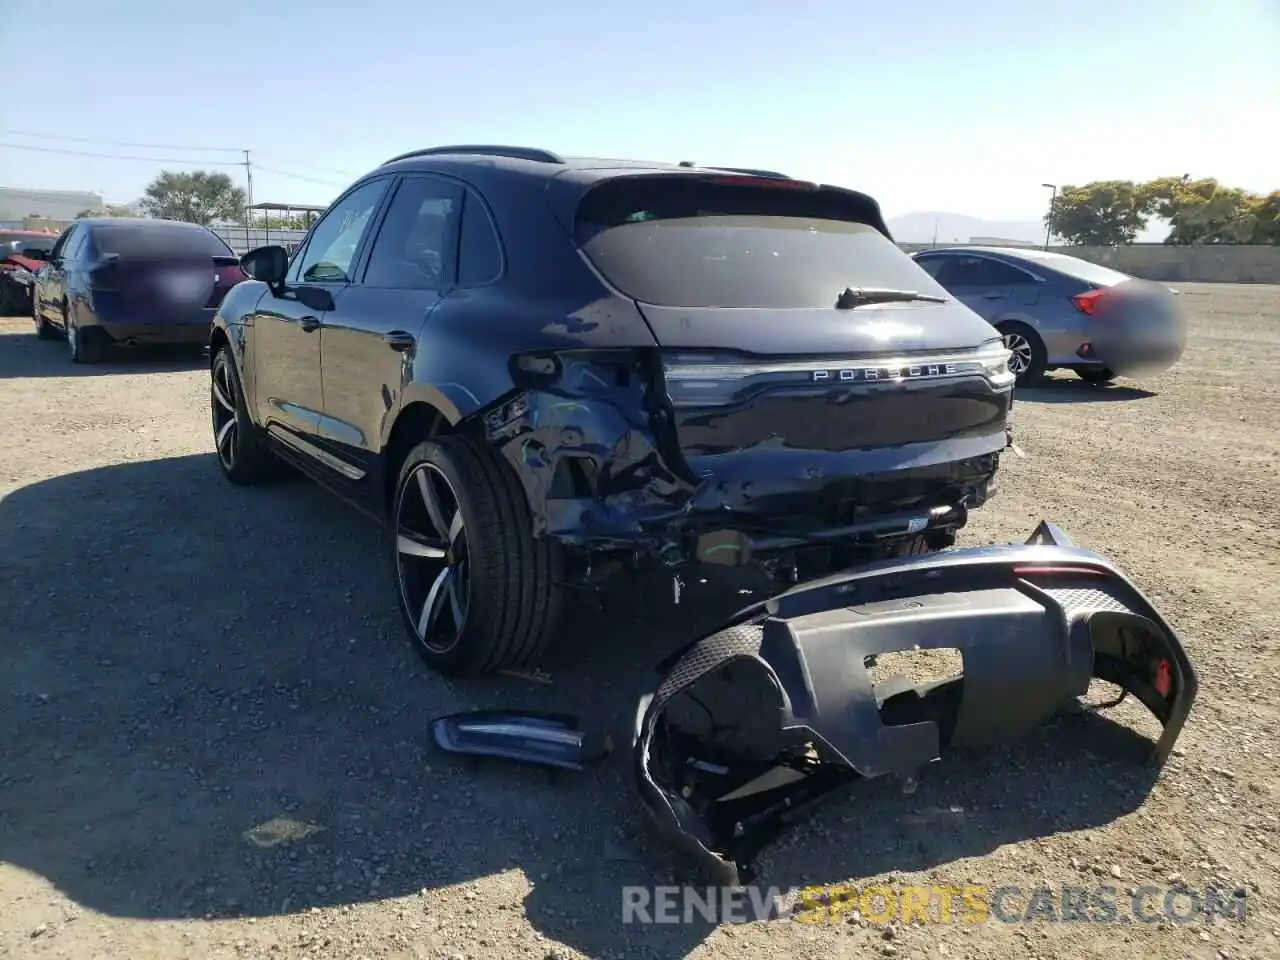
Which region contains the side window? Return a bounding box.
[292,179,389,284]
[457,190,502,286]
[63,227,89,261]
[979,259,1037,285]
[50,225,78,260]
[363,176,463,290]
[939,256,1035,287]
[913,255,946,279]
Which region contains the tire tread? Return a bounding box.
[400,434,563,675]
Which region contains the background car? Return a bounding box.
[32,217,245,363]
[0,230,57,314]
[912,246,1186,386]
[211,145,1015,678]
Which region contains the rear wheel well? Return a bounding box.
[209,327,229,364]
[384,402,451,515]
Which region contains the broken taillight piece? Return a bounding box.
[429,710,611,770]
[707,175,814,189]
[1154,659,1173,697]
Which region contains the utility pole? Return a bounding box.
[243,149,254,250]
[1044,183,1054,252]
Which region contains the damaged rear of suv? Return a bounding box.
[213,146,1015,676]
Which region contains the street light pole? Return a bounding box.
[1042,183,1057,250]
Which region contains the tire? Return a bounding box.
[211,345,277,484]
[64,299,107,364]
[33,294,59,340]
[392,435,565,677]
[997,322,1047,387]
[1076,367,1116,385]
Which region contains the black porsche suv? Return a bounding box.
[210,145,1015,676]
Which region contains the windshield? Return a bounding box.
[93,222,236,259]
[573,176,947,309]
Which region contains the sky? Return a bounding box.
[1,0,1276,225]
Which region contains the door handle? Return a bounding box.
[981,293,1007,300]
[299,316,321,332]
[382,330,415,351]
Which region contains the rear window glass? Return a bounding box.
[572,177,945,309]
[93,222,236,259]
[1013,249,1132,287]
[0,233,55,255]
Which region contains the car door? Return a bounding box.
[249,177,391,450]
[317,174,465,493]
[35,224,82,324]
[926,254,1041,323]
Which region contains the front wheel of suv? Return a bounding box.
[392,435,565,677]
[211,345,277,484]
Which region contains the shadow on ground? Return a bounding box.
[0,326,206,378]
[0,455,1165,958]
[1018,376,1156,404]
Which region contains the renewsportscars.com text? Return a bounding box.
[621,883,1248,926]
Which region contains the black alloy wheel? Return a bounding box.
[392,436,565,677]
[211,345,276,484]
[395,461,471,656]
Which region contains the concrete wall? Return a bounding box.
[1060,245,1280,284]
[900,242,1280,284]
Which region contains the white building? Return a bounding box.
[0,187,105,225]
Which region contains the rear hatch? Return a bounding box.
[89,222,244,324]
[569,174,1013,458]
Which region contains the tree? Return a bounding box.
[256,215,310,230]
[1141,177,1260,245]
[1044,181,1152,246]
[139,170,246,225]
[1246,191,1280,245]
[75,205,133,218]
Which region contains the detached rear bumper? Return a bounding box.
[633,521,1198,884]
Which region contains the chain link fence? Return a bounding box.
[210,226,309,256]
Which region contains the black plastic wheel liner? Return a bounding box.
[631,521,1199,886]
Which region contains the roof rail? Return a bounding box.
[381,145,565,165]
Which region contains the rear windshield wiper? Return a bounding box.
[835,287,947,309]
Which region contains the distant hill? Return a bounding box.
[887,211,1045,245]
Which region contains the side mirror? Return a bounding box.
[239,245,289,287]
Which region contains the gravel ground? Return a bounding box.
[2,283,1278,960]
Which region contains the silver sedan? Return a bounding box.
[912,246,1186,386]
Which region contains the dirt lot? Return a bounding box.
[2,284,1278,960]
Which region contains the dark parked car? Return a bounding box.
[211,145,1016,676]
[911,246,1186,386]
[32,217,245,362]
